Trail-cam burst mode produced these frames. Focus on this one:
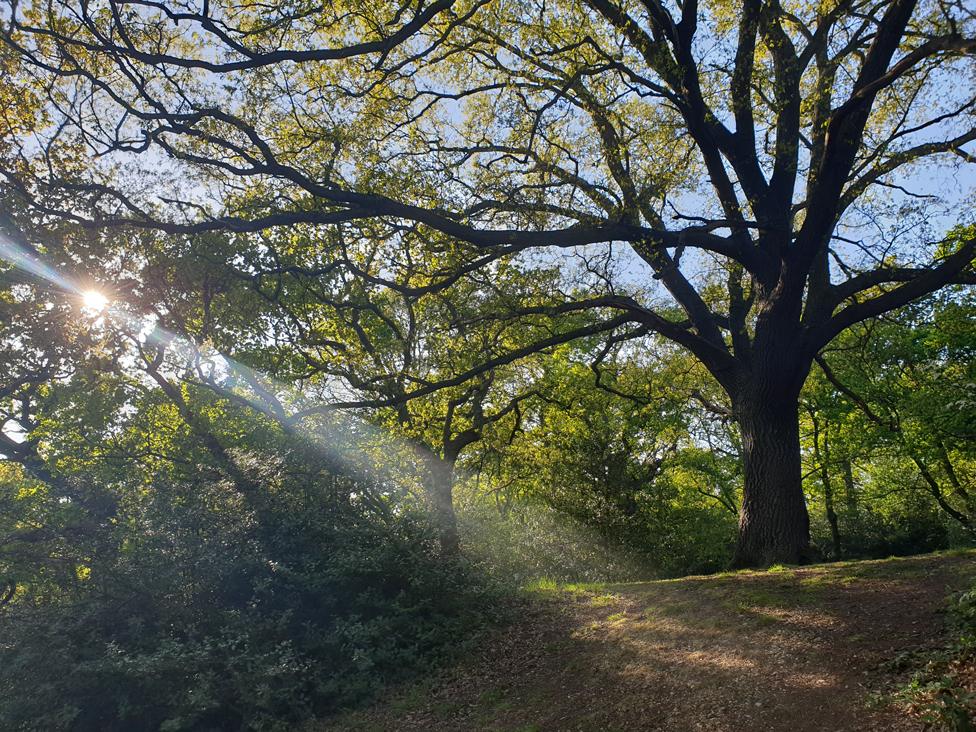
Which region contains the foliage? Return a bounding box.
[0,449,502,731]
[0,252,502,731]
[470,343,739,576]
[458,499,653,585]
[0,4,975,715]
[5,0,976,564]
[801,289,976,560]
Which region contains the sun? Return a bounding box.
[81,290,109,312]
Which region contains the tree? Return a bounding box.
[481,339,739,573]
[0,214,499,730]
[229,240,556,552]
[3,0,976,564]
[811,288,976,538]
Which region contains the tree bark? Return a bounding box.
[811,411,842,559]
[731,383,811,567]
[821,456,842,560]
[424,449,460,554]
[911,454,975,536]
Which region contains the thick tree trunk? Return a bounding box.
[732,388,811,567]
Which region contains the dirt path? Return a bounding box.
[327,551,976,732]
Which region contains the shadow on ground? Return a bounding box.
[324,550,976,732]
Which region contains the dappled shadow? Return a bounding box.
[326,551,976,732]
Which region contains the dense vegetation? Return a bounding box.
[0,0,974,727]
[0,223,972,728]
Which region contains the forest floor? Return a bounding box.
[325,550,976,732]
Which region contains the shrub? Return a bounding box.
[0,464,501,731]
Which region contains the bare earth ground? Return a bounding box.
[325,550,976,732]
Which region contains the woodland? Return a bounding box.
[0,0,974,728]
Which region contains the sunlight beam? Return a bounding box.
[0,234,82,294]
[0,232,410,492]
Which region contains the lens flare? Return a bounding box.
[82,290,109,312]
[0,235,80,294]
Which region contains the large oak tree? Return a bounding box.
[2,0,976,564]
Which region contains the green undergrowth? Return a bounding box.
[884,581,976,731]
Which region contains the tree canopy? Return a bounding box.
[3,0,975,563]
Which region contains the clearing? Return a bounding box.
[327,550,976,731]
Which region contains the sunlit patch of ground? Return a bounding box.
[321,549,976,732]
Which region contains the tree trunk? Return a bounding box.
[732,387,811,567]
[811,411,842,559]
[841,456,857,514]
[425,450,460,554]
[822,468,842,561]
[814,422,840,559]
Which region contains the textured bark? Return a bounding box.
[732,384,811,567]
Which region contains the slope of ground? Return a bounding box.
[325,550,976,732]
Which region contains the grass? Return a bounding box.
[522,550,976,637]
[589,593,619,607]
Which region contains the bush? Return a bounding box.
[809,495,952,562]
[0,462,502,731]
